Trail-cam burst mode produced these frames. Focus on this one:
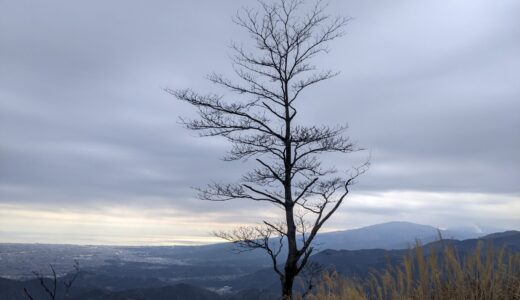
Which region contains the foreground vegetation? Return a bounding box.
[306,242,520,300]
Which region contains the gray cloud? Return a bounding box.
[1,0,519,242]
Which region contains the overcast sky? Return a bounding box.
[1,0,519,245]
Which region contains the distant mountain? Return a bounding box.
[227,230,520,292]
[312,230,520,279]
[422,230,520,254]
[482,230,520,240]
[148,221,489,265]
[314,221,485,250]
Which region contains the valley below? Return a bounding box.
[1,222,519,300]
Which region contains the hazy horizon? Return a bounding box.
[1,220,515,246]
[1,0,519,245]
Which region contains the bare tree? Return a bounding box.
[23,260,80,300]
[167,0,367,298]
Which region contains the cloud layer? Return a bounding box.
[1,0,519,244]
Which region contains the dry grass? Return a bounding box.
[304,242,520,300]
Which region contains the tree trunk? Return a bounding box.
[282,272,295,299]
[282,73,298,299]
[283,202,299,299]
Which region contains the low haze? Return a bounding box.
[1,0,519,245]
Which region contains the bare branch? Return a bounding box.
[197,182,284,205]
[215,224,286,278]
[167,1,361,298]
[23,288,35,300]
[297,161,370,259]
